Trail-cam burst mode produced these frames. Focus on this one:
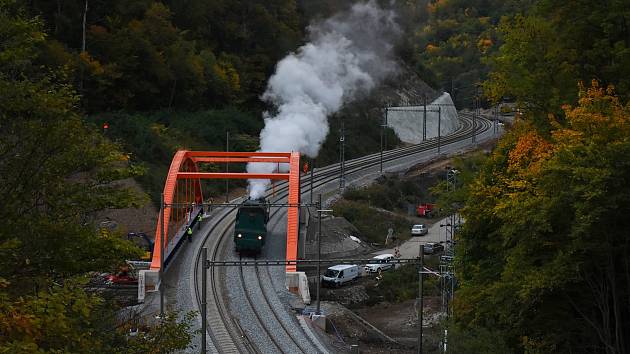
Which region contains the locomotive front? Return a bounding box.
[234,198,269,254]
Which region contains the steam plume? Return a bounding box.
[248,1,400,199]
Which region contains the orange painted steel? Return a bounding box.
[178,172,290,180]
[150,150,301,274]
[151,151,203,269]
[186,151,291,158]
[192,157,290,163]
[285,151,301,272]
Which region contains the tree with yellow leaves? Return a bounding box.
[452,82,630,353]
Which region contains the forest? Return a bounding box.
[1,0,629,352]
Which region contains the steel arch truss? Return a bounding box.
[150,151,301,272]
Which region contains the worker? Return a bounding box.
[197,212,203,230]
[186,226,193,242]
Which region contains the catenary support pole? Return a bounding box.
[160,193,165,318]
[225,131,230,202]
[380,109,384,174]
[437,106,442,154]
[493,104,497,136]
[472,97,477,144]
[418,244,424,354]
[423,94,427,141]
[339,121,345,190]
[310,159,314,204]
[201,247,207,354]
[316,194,322,314]
[384,107,388,152]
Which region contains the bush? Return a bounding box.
[366,264,441,304]
[343,174,438,213]
[332,199,411,244]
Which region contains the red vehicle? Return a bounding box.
[104,265,138,285]
[416,203,436,217]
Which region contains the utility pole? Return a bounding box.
[418,244,424,354]
[225,131,229,202]
[159,193,165,318]
[437,106,442,154]
[339,121,345,190]
[423,94,427,141]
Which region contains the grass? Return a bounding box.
[364,262,441,305]
[332,199,412,245]
[343,173,439,214]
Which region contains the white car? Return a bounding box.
[322,264,359,287]
[411,224,428,236]
[364,254,395,273]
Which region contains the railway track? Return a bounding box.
[191,113,492,353]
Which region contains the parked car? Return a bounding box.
[322,264,359,287]
[411,224,428,236]
[423,242,445,255]
[364,254,395,273]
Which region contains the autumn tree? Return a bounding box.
[0,1,145,289]
[452,82,630,352]
[0,3,194,351]
[410,0,536,108]
[485,0,630,125]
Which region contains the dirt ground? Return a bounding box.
[316,288,445,353]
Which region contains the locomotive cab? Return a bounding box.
[234,198,269,254]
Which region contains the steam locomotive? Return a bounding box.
[234,197,270,254]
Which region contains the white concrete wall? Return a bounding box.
[386,92,460,144]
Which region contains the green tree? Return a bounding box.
[0,279,194,353]
[453,82,630,352]
[1,3,193,351]
[484,0,630,126]
[484,14,577,126]
[411,0,536,108]
[0,7,144,286]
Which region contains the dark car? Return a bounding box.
[423,242,445,255]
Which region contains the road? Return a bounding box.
[374,216,457,260]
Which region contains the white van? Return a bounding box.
[321,264,359,287]
[364,254,395,273]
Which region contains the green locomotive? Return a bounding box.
[234,198,270,254]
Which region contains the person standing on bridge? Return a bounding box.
[197,212,203,230]
[186,226,193,242]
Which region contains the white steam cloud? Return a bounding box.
[247,1,400,199]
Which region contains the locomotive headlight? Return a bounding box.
[257,235,263,240]
[237,233,242,238]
